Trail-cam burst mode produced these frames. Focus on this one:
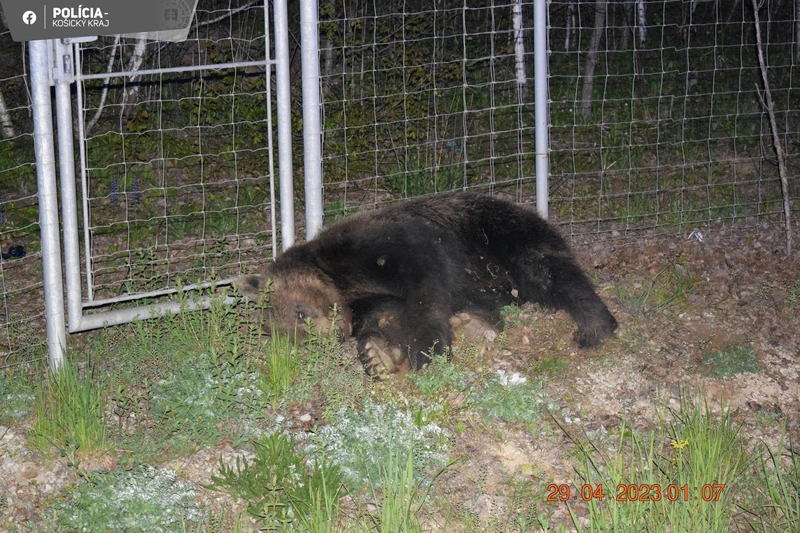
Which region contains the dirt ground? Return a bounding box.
[1,219,798,531]
[435,221,800,529]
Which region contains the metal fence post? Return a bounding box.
[273,0,295,250]
[300,0,323,239]
[534,0,549,219]
[28,39,67,370]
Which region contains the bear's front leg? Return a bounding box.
[351,296,452,377]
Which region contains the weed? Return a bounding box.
[258,328,301,406]
[30,361,108,464]
[529,357,569,377]
[407,354,470,396]
[473,372,549,425]
[52,466,204,532]
[0,370,35,422]
[702,342,760,378]
[323,200,355,224]
[500,304,528,328]
[308,400,450,490]
[290,465,344,533]
[364,448,428,533]
[615,260,696,317]
[148,349,269,452]
[290,315,370,416]
[786,280,800,314]
[209,432,343,529]
[382,155,464,198]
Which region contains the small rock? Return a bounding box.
[298,413,312,423]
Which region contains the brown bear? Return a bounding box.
[237,192,617,376]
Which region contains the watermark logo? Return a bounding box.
[158,0,191,31]
[22,11,37,25]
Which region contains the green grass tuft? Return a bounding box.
[566,393,747,532]
[208,432,343,529]
[30,361,108,463]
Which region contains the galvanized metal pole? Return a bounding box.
[263,2,278,260]
[53,39,84,334]
[29,39,67,369]
[533,0,549,219]
[273,0,295,249]
[300,0,324,239]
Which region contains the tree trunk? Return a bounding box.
[122,35,148,117]
[580,0,607,120]
[565,1,576,51]
[637,0,646,45]
[621,0,633,51]
[0,88,16,139]
[753,0,794,256]
[796,0,800,61]
[513,0,528,99]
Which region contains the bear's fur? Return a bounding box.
[238,193,617,376]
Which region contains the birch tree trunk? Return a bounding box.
[580,0,607,120]
[122,34,148,117]
[637,0,646,45]
[621,0,633,51]
[0,89,16,139]
[565,1,576,51]
[513,0,528,99]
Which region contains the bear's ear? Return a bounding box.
[236,274,269,304]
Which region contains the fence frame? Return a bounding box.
[28,0,299,369]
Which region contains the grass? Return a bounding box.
[366,448,428,533]
[382,154,465,198]
[564,393,748,532]
[29,361,108,464]
[208,432,344,528]
[742,432,800,532]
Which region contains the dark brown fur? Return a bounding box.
[238,193,617,375]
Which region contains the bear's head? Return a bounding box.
[236,269,351,342]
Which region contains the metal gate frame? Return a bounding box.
[29,0,301,369]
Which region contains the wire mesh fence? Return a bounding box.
[78,2,275,304]
[548,0,799,238]
[318,0,537,217]
[318,0,798,237]
[0,29,47,369]
[0,1,279,369]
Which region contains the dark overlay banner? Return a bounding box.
[0,0,199,42]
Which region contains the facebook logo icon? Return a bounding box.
[22,11,36,25]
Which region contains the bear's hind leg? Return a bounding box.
[514,251,617,348]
